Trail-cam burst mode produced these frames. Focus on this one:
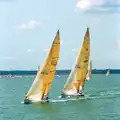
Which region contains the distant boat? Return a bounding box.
[15,75,22,78]
[6,74,22,78]
[7,74,16,78]
[106,68,110,76]
[86,60,92,81]
[24,30,60,104]
[37,65,40,72]
[61,28,90,98]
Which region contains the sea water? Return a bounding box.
[0,74,120,120]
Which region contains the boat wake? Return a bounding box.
[50,96,88,103]
[21,101,24,104]
[51,99,68,103]
[53,90,120,103]
[21,90,120,104]
[86,90,120,100]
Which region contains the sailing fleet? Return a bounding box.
[24,28,92,104]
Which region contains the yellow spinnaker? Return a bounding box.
[63,28,90,94]
[26,30,60,101]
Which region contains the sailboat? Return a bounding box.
[61,28,90,98]
[106,68,110,76]
[24,30,60,104]
[37,65,40,72]
[86,60,92,81]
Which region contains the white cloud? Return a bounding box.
[72,48,78,52]
[76,0,92,11]
[18,20,40,30]
[27,49,33,53]
[76,0,120,12]
[2,56,14,60]
[76,0,107,10]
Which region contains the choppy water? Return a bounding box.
[0,74,120,120]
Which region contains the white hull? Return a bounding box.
[24,99,49,104]
[61,90,84,98]
[61,93,84,98]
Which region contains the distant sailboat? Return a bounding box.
[86,60,92,81]
[24,30,60,104]
[106,68,110,76]
[37,65,40,72]
[61,28,90,97]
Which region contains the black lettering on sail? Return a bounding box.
[75,64,80,68]
[84,60,88,63]
[51,60,57,66]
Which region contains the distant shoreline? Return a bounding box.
[0,69,120,75]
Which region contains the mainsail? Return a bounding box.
[86,60,92,81]
[26,30,60,101]
[63,28,90,95]
[106,68,110,76]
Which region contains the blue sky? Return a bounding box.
[0,0,120,70]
